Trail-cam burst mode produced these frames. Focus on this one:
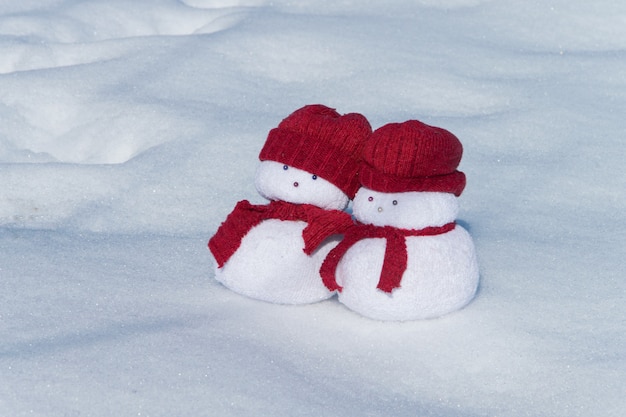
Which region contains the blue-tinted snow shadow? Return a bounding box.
[0,315,202,359]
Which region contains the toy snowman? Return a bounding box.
[321,120,479,320]
[208,104,371,304]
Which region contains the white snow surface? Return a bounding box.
[1,0,625,416]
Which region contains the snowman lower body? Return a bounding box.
[335,226,479,321]
[215,219,337,304]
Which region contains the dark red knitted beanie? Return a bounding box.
[259,104,372,199]
[360,120,466,196]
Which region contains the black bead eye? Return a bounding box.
[392,200,398,205]
[368,196,374,202]
[283,165,289,170]
[312,174,317,180]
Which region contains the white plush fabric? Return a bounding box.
[352,187,459,229]
[255,161,350,211]
[214,160,350,304]
[337,189,479,320]
[215,219,338,304]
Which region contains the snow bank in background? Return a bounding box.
[1,1,625,416]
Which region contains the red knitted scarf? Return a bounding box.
[320,222,456,293]
[208,199,354,268]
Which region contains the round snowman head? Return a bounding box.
[255,160,350,211]
[352,187,459,230]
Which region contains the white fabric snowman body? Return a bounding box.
[331,188,478,320]
[209,104,371,304]
[213,162,351,304]
[321,120,479,320]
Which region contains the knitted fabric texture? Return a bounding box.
[259,104,372,199]
[320,222,457,293]
[209,199,354,268]
[360,120,466,196]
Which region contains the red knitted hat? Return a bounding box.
[360,120,466,196]
[259,104,372,199]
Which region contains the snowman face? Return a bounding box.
[352,187,459,229]
[254,161,350,210]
